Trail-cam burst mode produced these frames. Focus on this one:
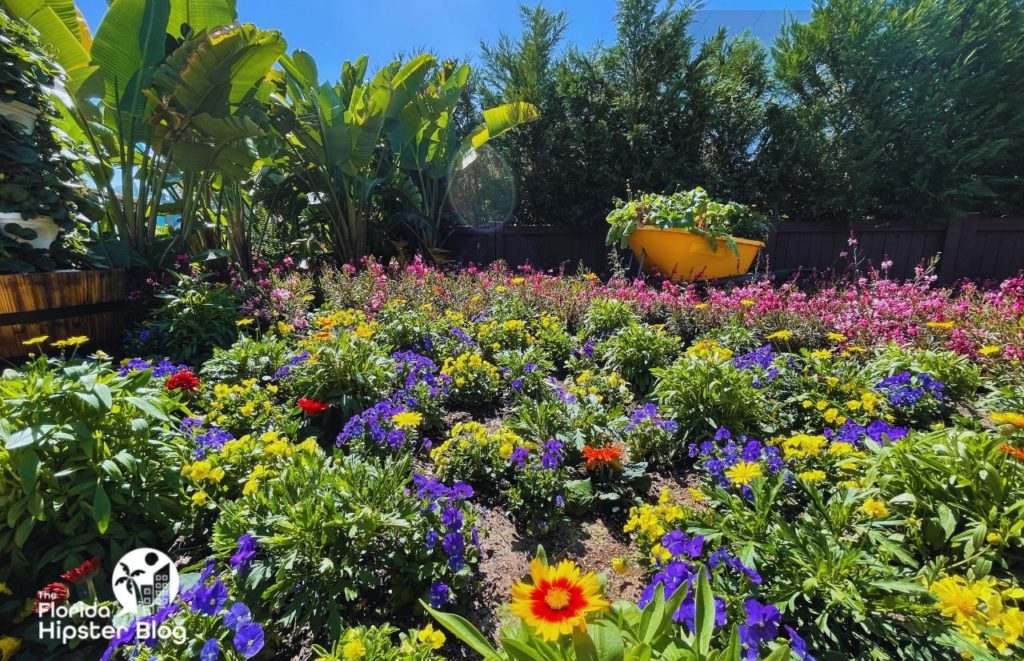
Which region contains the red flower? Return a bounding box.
[35,582,69,614]
[582,444,624,470]
[166,369,201,393]
[1000,444,1024,461]
[61,556,101,584]
[297,398,330,415]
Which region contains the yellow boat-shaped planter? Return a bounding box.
[627,226,764,282]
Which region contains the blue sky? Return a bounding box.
[76,1,810,78]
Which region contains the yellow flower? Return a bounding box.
[992,412,1024,429]
[511,277,525,285]
[767,330,793,341]
[810,349,832,360]
[801,399,813,409]
[239,402,256,417]
[236,318,255,327]
[740,299,755,306]
[22,335,48,346]
[242,479,260,496]
[417,624,446,650]
[987,531,1003,545]
[208,467,225,484]
[341,639,366,659]
[797,470,827,483]
[391,411,424,431]
[979,345,1001,357]
[52,335,89,348]
[191,491,208,506]
[0,636,21,661]
[190,461,212,482]
[650,544,671,564]
[926,320,954,330]
[826,332,847,342]
[611,557,629,575]
[860,498,889,518]
[510,558,609,641]
[725,461,762,485]
[930,576,981,627]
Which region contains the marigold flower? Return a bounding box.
[297,398,330,415]
[510,558,609,641]
[61,556,101,584]
[166,369,201,392]
[581,443,624,469]
[51,335,89,348]
[999,444,1024,461]
[860,498,889,518]
[22,335,48,346]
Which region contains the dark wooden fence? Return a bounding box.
[444,216,1024,283]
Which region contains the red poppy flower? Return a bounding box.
[61,556,101,584]
[34,582,69,614]
[297,398,330,415]
[166,369,201,392]
[582,444,624,470]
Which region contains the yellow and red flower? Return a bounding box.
[510,558,609,641]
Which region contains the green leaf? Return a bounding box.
[92,484,111,534]
[422,602,500,659]
[6,425,53,450]
[760,644,791,661]
[167,0,236,37]
[692,570,716,656]
[16,450,41,494]
[5,0,92,76]
[91,0,171,113]
[469,102,541,149]
[14,517,35,548]
[937,504,957,541]
[573,628,599,661]
[125,396,169,421]
[589,621,625,661]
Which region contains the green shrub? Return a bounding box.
[0,356,182,593]
[652,342,771,442]
[582,298,641,337]
[213,454,479,636]
[597,322,680,394]
[200,333,295,384]
[865,346,980,405]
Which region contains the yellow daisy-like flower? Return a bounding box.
[926,320,954,330]
[766,330,793,341]
[826,332,847,342]
[930,576,980,627]
[417,624,446,650]
[191,491,209,506]
[797,470,827,483]
[810,349,832,360]
[992,412,1024,429]
[392,411,424,430]
[236,318,255,327]
[725,461,763,485]
[860,498,889,518]
[510,558,609,641]
[978,345,1002,357]
[52,335,89,348]
[21,335,48,346]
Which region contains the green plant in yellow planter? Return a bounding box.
[606,188,772,281]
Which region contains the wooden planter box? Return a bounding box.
[0,270,127,358]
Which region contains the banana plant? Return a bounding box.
[384,60,539,259]
[271,51,435,263]
[7,0,284,268]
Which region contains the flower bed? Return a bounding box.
[1,259,1023,660]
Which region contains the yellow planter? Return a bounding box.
[626,226,764,282]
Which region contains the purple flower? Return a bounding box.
[223,602,251,629]
[661,530,704,559]
[509,446,530,468]
[200,638,219,661]
[429,581,451,608]
[739,599,781,659]
[442,533,465,571]
[192,580,228,616]
[541,439,564,469]
[230,534,258,570]
[714,427,732,441]
[233,622,265,659]
[425,530,440,549]
[785,626,815,661]
[441,504,464,531]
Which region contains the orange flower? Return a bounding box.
[510,558,609,641]
[582,444,624,470]
[999,444,1024,461]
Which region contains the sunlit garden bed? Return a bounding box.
[2,259,1022,660]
